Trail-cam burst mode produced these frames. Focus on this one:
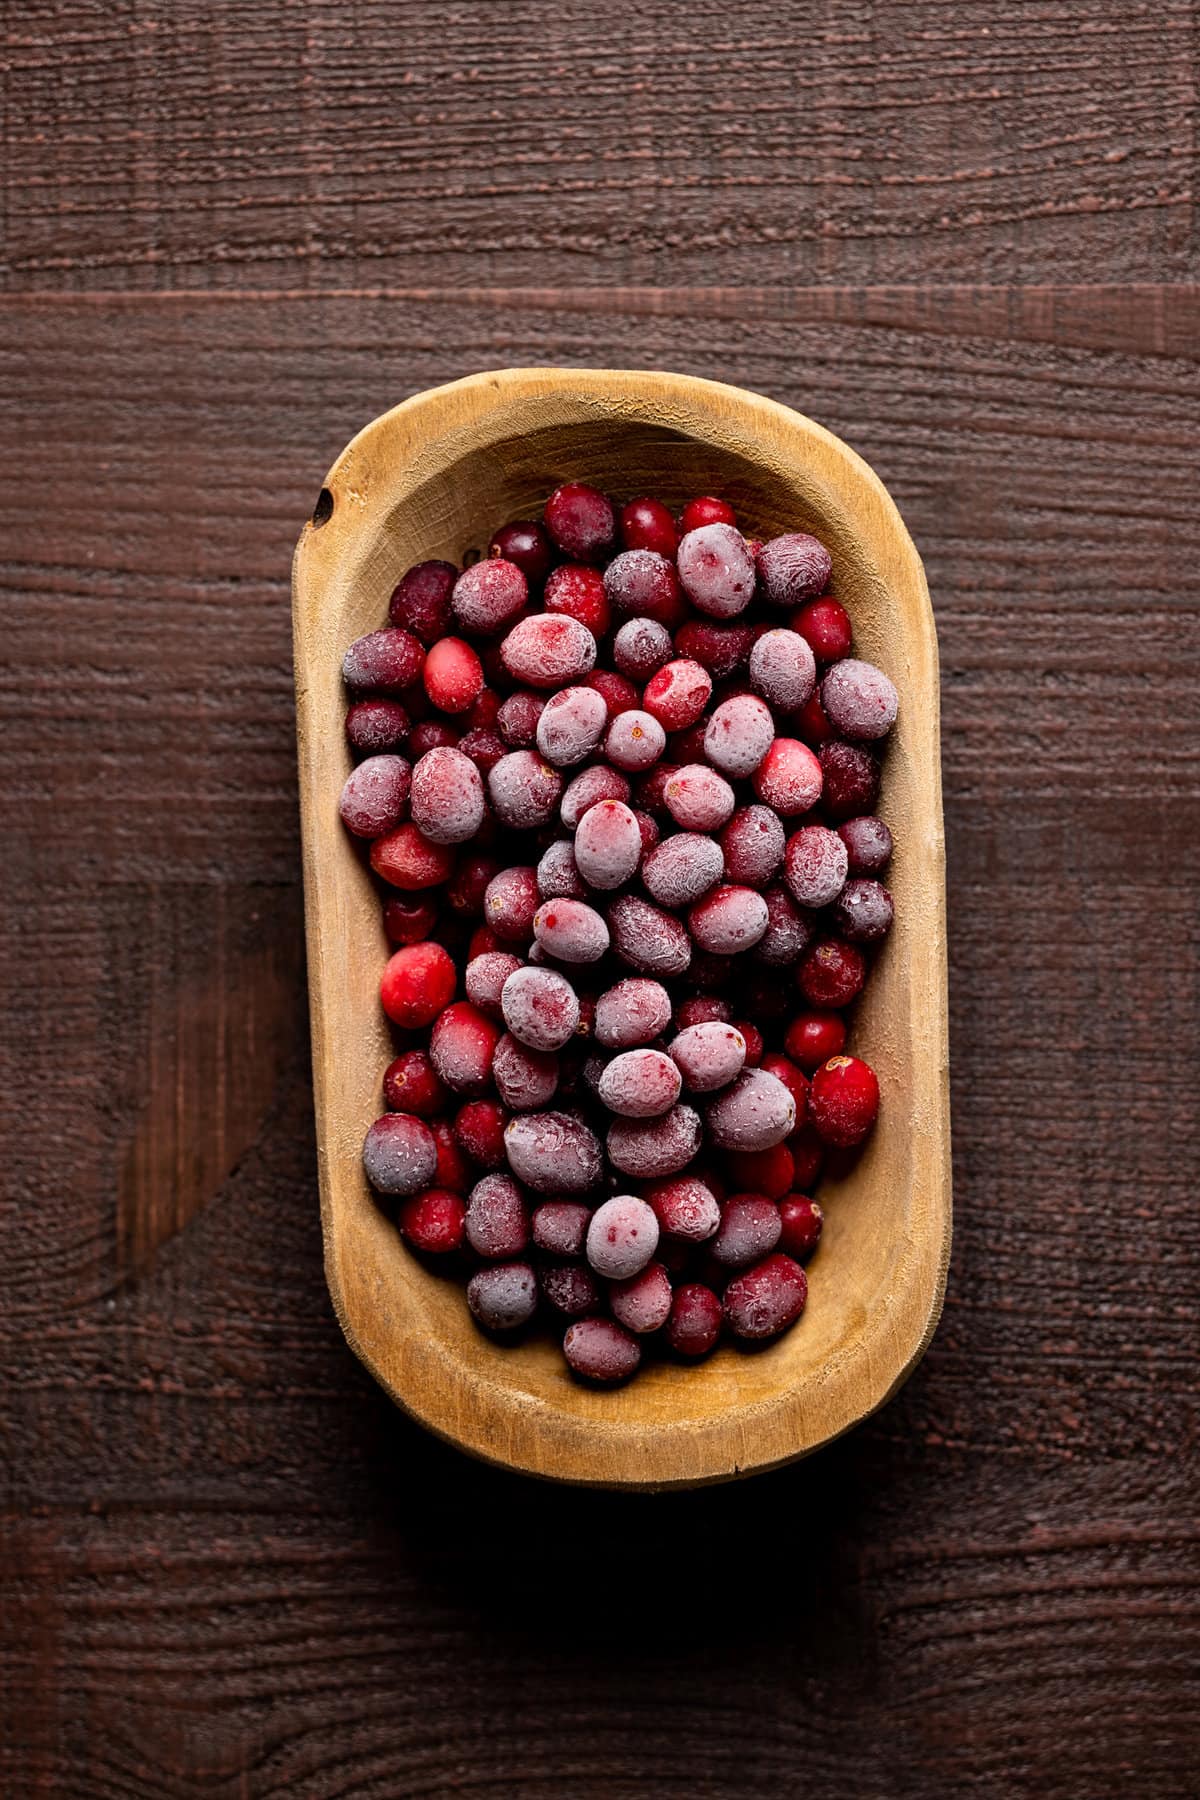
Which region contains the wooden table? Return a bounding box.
[3,4,1197,1794]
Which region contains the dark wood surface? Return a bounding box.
[2,5,1197,1796]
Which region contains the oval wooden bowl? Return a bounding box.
[293,368,951,1489]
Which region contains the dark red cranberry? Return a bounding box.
[488,520,555,586]
[346,698,411,756]
[408,719,460,757]
[620,496,680,559]
[723,1253,808,1340]
[383,893,438,947]
[389,560,457,644]
[680,496,736,533]
[342,628,425,695]
[454,1099,509,1169]
[723,1141,793,1201]
[778,1195,823,1260]
[784,1011,847,1071]
[796,686,835,747]
[446,853,501,915]
[383,1049,448,1116]
[797,938,867,1009]
[831,878,894,943]
[399,1189,467,1254]
[666,1283,723,1356]
[818,741,881,821]
[809,1054,880,1146]
[792,596,852,664]
[543,482,616,563]
[838,814,893,875]
[788,1125,825,1190]
[431,1119,473,1194]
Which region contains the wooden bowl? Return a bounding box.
[293,368,951,1489]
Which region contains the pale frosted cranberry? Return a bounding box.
[674,619,754,679]
[606,709,668,772]
[784,824,849,907]
[756,532,833,607]
[380,941,456,1028]
[487,751,563,829]
[362,1112,437,1196]
[607,1104,702,1179]
[818,741,881,821]
[724,1253,808,1339]
[594,977,672,1049]
[408,746,485,845]
[493,1034,559,1110]
[641,833,724,908]
[706,1069,796,1150]
[754,885,815,967]
[607,895,692,977]
[501,614,597,689]
[784,1011,846,1070]
[676,523,756,617]
[430,1002,503,1096]
[389,559,457,643]
[544,562,610,636]
[488,520,554,586]
[423,637,485,714]
[465,1173,530,1259]
[674,995,731,1030]
[688,885,770,955]
[346,698,411,756]
[643,659,713,731]
[564,798,640,894]
[680,496,736,532]
[536,838,586,899]
[585,668,641,720]
[399,1188,467,1254]
[563,1317,641,1383]
[669,1021,747,1092]
[620,496,679,558]
[644,1175,721,1242]
[809,1053,880,1146]
[454,1098,509,1168]
[585,1195,660,1279]
[610,1261,673,1334]
[540,1261,602,1318]
[779,1196,824,1260]
[500,965,580,1052]
[749,628,816,711]
[452,558,528,634]
[342,627,426,694]
[532,1200,591,1257]
[468,1261,538,1332]
[497,689,546,747]
[504,1109,602,1195]
[797,937,867,1008]
[614,616,674,680]
[543,482,615,563]
[712,1195,783,1268]
[720,806,785,885]
[832,878,894,943]
[793,595,852,663]
[598,1048,682,1119]
[560,762,631,828]
[484,865,540,942]
[667,1283,723,1356]
[383,893,437,946]
[603,549,684,626]
[338,755,411,837]
[837,815,893,876]
[725,1142,793,1201]
[821,659,898,741]
[535,684,608,767]
[753,738,823,815]
[464,951,523,1019]
[663,764,735,831]
[533,897,610,963]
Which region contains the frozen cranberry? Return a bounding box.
[493,1033,559,1110]
[607,1104,702,1179]
[430,1001,502,1096]
[503,616,598,691]
[753,739,823,815]
[680,495,736,533]
[760,1053,809,1122]
[362,1112,437,1196]
[543,482,615,563]
[379,941,455,1028]
[487,751,563,830]
[641,833,724,908]
[504,1110,603,1194]
[408,746,486,846]
[560,762,631,828]
[797,937,867,1009]
[468,1261,538,1332]
[531,1200,591,1257]
[398,1188,467,1254]
[452,558,528,635]
[663,764,736,831]
[756,532,832,608]
[408,719,460,757]
[832,878,894,943]
[688,885,769,956]
[603,550,685,627]
[753,886,814,967]
[605,707,668,773]
[464,950,523,1019]
[389,559,457,643]
[822,659,898,741]
[346,698,411,756]
[669,1021,747,1092]
[501,965,580,1052]
[674,619,753,680]
[809,1054,880,1146]
[489,519,554,586]
[796,686,835,747]
[594,977,672,1050]
[465,1173,530,1259]
[712,1195,782,1269]
[784,824,849,908]
[430,1118,472,1194]
[338,755,411,837]
[614,616,674,680]
[383,1048,447,1116]
[837,815,893,876]
[784,1011,846,1071]
[537,838,585,900]
[540,1261,602,1318]
[793,596,852,664]
[544,562,610,637]
[569,799,640,892]
[496,690,545,748]
[818,741,881,821]
[598,1048,682,1119]
[724,1253,808,1339]
[607,895,692,977]
[620,496,680,559]
[714,808,780,890]
[467,924,500,958]
[724,1141,793,1201]
[788,1125,825,1190]
[610,1260,673,1334]
[676,523,756,618]
[534,685,608,770]
[584,668,641,720]
[633,762,682,817]
[779,1195,823,1260]
[585,1195,660,1279]
[342,627,426,694]
[674,995,730,1030]
[731,1019,763,1066]
[484,865,539,942]
[532,897,610,963]
[644,1175,721,1243]
[749,628,816,712]
[466,686,501,729]
[644,659,713,731]
[667,1283,723,1356]
[422,636,484,715]
[563,1316,641,1383]
[633,809,661,856]
[383,892,437,946]
[454,1098,508,1168]
[457,728,506,775]
[706,1069,796,1151]
[371,822,456,891]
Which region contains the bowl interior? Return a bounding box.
[295,373,948,1484]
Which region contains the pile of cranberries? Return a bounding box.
[338,483,896,1385]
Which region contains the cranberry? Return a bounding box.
[408,719,460,757]
[497,689,546,748]
[607,895,692,977]
[489,520,554,586]
[594,978,673,1050]
[760,1052,809,1123]
[338,755,411,838]
[706,1069,796,1151]
[342,627,426,694]
[797,937,867,1009]
[788,1125,825,1190]
[680,496,736,532]
[796,686,835,746]
[784,1011,847,1071]
[676,524,756,618]
[493,1033,559,1111]
[465,950,523,1019]
[409,746,486,845]
[423,637,484,715]
[674,994,731,1030]
[532,1201,591,1257]
[620,496,680,558]
[668,1022,747,1093]
[432,1120,472,1199]
[560,762,631,827]
[502,615,597,689]
[755,533,832,608]
[784,824,849,908]
[724,1253,808,1339]
[346,698,411,756]
[712,1195,783,1268]
[837,814,893,876]
[383,892,438,946]
[380,942,456,1028]
[667,1283,722,1356]
[793,596,852,664]
[597,1048,682,1119]
[540,1261,602,1318]
[614,616,673,680]
[503,1110,603,1194]
[532,897,611,964]
[537,838,585,900]
[468,1262,538,1332]
[584,668,641,720]
[585,1194,660,1279]
[399,1188,467,1254]
[731,1020,764,1066]
[563,1317,641,1383]
[643,659,713,731]
[454,1099,508,1168]
[663,764,736,832]
[574,799,643,890]
[778,1196,823,1260]
[689,885,770,956]
[606,708,668,773]
[371,823,455,892]
[633,761,682,817]
[821,659,898,741]
[606,1104,702,1179]
[754,885,814,967]
[452,559,528,635]
[703,694,775,779]
[484,865,540,943]
[604,550,685,626]
[641,832,724,908]
[818,740,881,821]
[487,751,563,830]
[545,563,610,637]
[831,878,894,943]
[362,1112,437,1196]
[457,728,506,776]
[383,1048,447,1116]
[389,560,457,643]
[809,1054,880,1146]
[430,1001,503,1096]
[536,685,609,768]
[465,1173,530,1259]
[724,1141,793,1201]
[753,739,823,816]
[610,1261,673,1334]
[543,482,616,563]
[674,620,753,679]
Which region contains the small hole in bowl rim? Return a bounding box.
[311,487,334,528]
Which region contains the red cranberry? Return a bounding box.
[610,1260,673,1334]
[669,1021,747,1093]
[383,1048,447,1116]
[663,764,735,831]
[545,563,610,637]
[788,1125,825,1190]
[724,1253,808,1339]
[408,719,459,757]
[389,560,457,644]
[607,895,691,977]
[723,1141,793,1201]
[584,668,640,720]
[614,616,674,680]
[797,937,867,1009]
[644,659,713,732]
[793,596,852,664]
[543,482,615,563]
[342,627,426,694]
[679,496,736,532]
[759,1053,809,1124]
[536,686,609,768]
[674,619,753,678]
[643,1175,721,1242]
[487,751,563,829]
[754,885,814,967]
[429,1001,503,1096]
[606,708,668,773]
[346,698,411,756]
[703,695,775,780]
[497,689,547,748]
[689,885,769,956]
[667,1283,723,1356]
[818,741,881,821]
[731,1019,764,1066]
[493,1033,559,1111]
[598,1048,682,1119]
[457,728,506,775]
[383,892,437,946]
[423,637,484,715]
[560,762,631,827]
[488,520,554,586]
[432,1120,473,1194]
[399,1188,467,1254]
[452,559,528,635]
[620,496,680,558]
[641,832,724,908]
[537,839,585,900]
[603,549,686,627]
[501,965,581,1052]
[533,897,611,964]
[409,746,486,845]
[778,1195,823,1260]
[380,941,456,1028]
[574,798,643,889]
[796,686,835,746]
[784,1011,847,1071]
[674,995,730,1030]
[540,1261,602,1318]
[454,1099,508,1168]
[594,978,673,1050]
[585,1195,660,1279]
[484,864,540,943]
[831,878,894,943]
[837,815,893,876]
[563,1317,641,1383]
[753,739,822,815]
[784,824,848,908]
[809,1054,880,1146]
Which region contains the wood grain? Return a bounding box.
[2,278,1197,1792]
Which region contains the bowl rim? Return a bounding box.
[293,366,952,1489]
